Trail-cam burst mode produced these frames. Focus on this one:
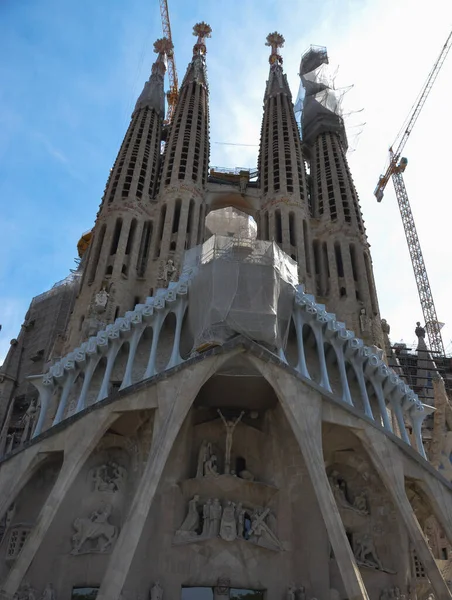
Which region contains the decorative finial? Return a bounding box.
[415,321,426,339]
[193,22,212,56]
[153,37,173,57]
[266,32,285,65]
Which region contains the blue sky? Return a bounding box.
[1,0,452,363]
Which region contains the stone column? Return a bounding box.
[0,409,117,599]
[255,361,369,600]
[96,355,227,600]
[358,428,452,600]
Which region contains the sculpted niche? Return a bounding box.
[175,494,282,551]
[71,502,119,555]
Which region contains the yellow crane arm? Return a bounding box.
[159,0,179,124]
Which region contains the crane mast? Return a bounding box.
[159,0,179,124]
[374,30,452,355]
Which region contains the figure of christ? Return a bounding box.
[217,410,244,474]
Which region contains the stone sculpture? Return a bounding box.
[352,491,369,514]
[91,461,127,492]
[248,507,283,551]
[297,586,307,600]
[220,500,237,541]
[236,502,245,539]
[40,584,56,600]
[211,498,222,536]
[94,287,109,313]
[71,503,118,554]
[202,498,212,536]
[14,583,36,600]
[214,577,230,596]
[196,440,213,477]
[163,259,177,285]
[174,497,282,550]
[217,410,244,474]
[287,586,297,600]
[20,401,37,444]
[205,453,219,477]
[287,585,306,600]
[150,582,163,600]
[353,532,383,570]
[359,307,371,333]
[329,471,369,515]
[176,495,200,539]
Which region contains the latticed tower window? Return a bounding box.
[412,549,426,580]
[7,527,30,560]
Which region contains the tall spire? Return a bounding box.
[64,39,171,351]
[264,32,290,99]
[152,23,212,275]
[299,45,383,347]
[178,22,212,90]
[159,22,212,191]
[135,38,172,115]
[258,32,311,282]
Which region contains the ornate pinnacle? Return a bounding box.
[266,31,285,65]
[192,22,212,56]
[153,37,173,57]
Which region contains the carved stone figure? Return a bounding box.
[163,259,177,285]
[71,503,118,554]
[20,401,37,444]
[204,453,219,477]
[353,491,369,514]
[359,307,372,333]
[353,532,383,570]
[217,410,244,474]
[329,471,350,507]
[14,583,36,600]
[178,495,200,533]
[220,500,237,541]
[150,582,163,600]
[287,586,297,600]
[248,507,282,551]
[196,440,212,477]
[211,498,222,536]
[236,502,245,539]
[94,287,109,313]
[214,577,230,596]
[329,471,368,515]
[40,584,56,600]
[202,499,212,536]
[91,461,127,492]
[297,586,307,600]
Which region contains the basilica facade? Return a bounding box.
[0,24,451,600]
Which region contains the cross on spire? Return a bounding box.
[266,32,285,65]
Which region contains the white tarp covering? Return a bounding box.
[184,236,298,350]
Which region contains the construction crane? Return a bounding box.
[159,0,179,124]
[374,30,452,356]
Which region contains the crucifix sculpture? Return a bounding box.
[217,410,244,474]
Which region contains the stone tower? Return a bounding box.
[1,28,452,600]
[299,47,382,347]
[154,23,212,273]
[65,39,172,351]
[258,33,313,287]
